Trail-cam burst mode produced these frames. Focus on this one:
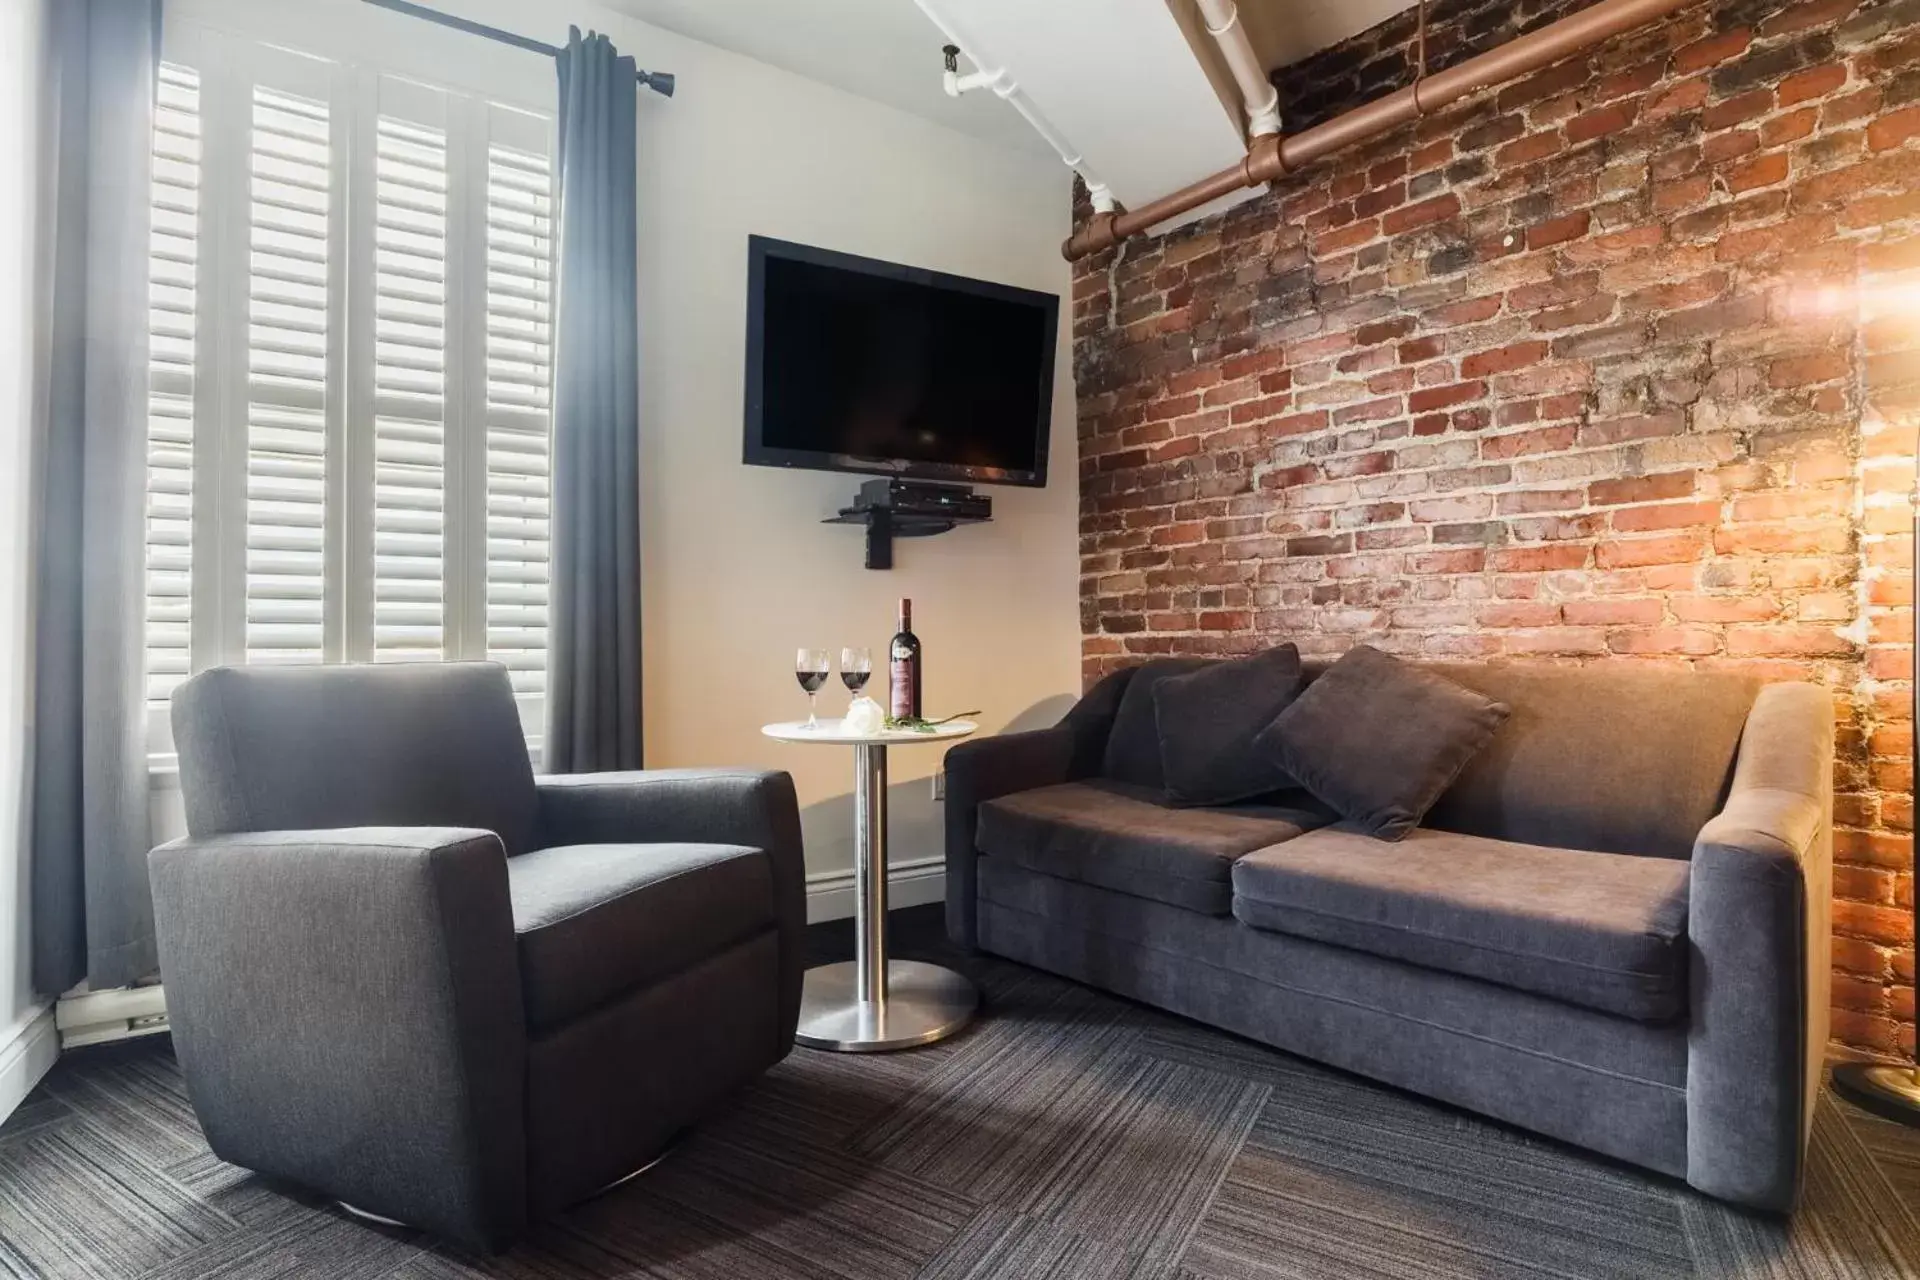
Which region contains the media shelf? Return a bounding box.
[824,506,991,570]
[824,479,993,569]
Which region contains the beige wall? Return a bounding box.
[152,0,1085,904]
[623,16,1082,891]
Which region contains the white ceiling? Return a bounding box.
[594,0,1414,160]
[595,0,1058,156]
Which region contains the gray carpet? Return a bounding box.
[2,908,1917,1279]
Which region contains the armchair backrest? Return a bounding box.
[172,662,540,854]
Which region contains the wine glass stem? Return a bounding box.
[808,692,818,729]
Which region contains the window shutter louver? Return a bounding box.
[372,115,450,662]
[483,138,553,696]
[145,63,202,704]
[141,29,554,746]
[244,85,334,666]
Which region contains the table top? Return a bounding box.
[761,718,978,746]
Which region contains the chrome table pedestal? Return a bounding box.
[762,719,979,1052]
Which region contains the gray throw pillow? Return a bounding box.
[1101,658,1213,789]
[1255,645,1509,840]
[1152,644,1304,806]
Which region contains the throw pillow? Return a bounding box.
[1255,645,1509,840]
[1101,658,1213,790]
[1153,644,1305,806]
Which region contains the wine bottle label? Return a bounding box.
[891,661,914,719]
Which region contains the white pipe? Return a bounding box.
[1194,0,1282,137]
[921,11,1116,214]
[943,65,1002,96]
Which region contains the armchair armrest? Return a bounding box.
[1686,682,1833,1211]
[534,769,806,1041]
[148,827,526,1251]
[942,724,1079,949]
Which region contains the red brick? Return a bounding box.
[1408,381,1486,412]
[1704,89,1775,132]
[1770,351,1851,387]
[1611,501,1720,532]
[1726,152,1789,193]
[1567,103,1637,145]
[1724,626,1857,658]
[1763,107,1818,147]
[1527,211,1592,251]
[1564,597,1665,625]
[1868,105,1920,152]
[1607,626,1722,655]
[1780,64,1848,107]
[1673,28,1751,74]
[1670,595,1782,623]
[1383,193,1461,235]
[1589,473,1697,505]
[1594,533,1709,567]
[1460,341,1548,378]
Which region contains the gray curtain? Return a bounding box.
[30,0,161,995]
[546,27,642,774]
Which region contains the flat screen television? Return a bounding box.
[743,236,1058,488]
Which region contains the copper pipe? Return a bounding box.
[1063,0,1698,260]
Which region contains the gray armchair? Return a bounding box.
[149,662,804,1252]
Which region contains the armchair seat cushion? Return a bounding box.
[1231,826,1691,1022]
[975,780,1334,916]
[509,843,774,1030]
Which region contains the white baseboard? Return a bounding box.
[0,1006,59,1126]
[805,857,945,924]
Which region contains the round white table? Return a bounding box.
[763,717,979,1051]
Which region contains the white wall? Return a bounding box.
[155,0,1083,902]
[0,0,58,1108]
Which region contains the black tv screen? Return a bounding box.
[743,236,1058,487]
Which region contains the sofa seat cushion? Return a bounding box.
[509,842,773,1030]
[1231,825,1690,1021]
[976,780,1334,916]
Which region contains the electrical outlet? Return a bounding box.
[931,771,946,801]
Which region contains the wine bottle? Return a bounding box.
[890,598,921,720]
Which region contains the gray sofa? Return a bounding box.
[150,662,805,1250]
[944,658,1833,1211]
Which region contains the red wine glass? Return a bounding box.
[795,648,830,729]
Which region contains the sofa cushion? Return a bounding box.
[1258,645,1509,840]
[509,842,773,1030]
[1231,825,1690,1021]
[1419,663,1759,860]
[976,780,1333,915]
[1153,644,1304,807]
[1101,658,1212,791]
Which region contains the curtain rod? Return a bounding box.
[360,0,676,97]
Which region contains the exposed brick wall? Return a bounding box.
[1071,0,1920,1060]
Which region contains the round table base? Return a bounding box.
[795,960,978,1052]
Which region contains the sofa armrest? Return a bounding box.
[534,768,805,1042]
[1686,681,1833,1211]
[943,724,1079,949]
[148,828,526,1250]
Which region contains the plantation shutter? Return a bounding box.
[368,105,451,663]
[244,81,338,666]
[142,27,555,746]
[144,63,201,705]
[483,122,554,696]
